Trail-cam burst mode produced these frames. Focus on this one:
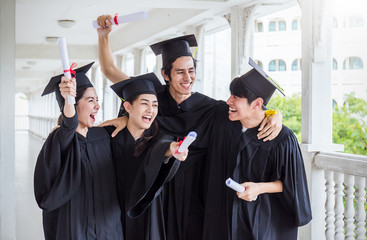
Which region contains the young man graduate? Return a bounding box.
[204,58,312,240]
[96,15,283,239]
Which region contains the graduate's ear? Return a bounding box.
[252,97,264,109]
[123,101,132,114]
[161,69,170,82]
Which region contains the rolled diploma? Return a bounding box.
[58,37,75,105]
[92,11,147,28]
[226,178,245,192]
[177,131,197,153]
[226,178,257,201]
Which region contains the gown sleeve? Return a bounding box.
[127,134,181,218]
[33,113,82,212]
[270,127,312,226]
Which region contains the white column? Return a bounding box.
[299,0,341,240]
[0,0,16,239]
[185,24,205,93]
[133,48,146,75]
[226,5,258,79]
[300,0,334,146]
[155,55,164,83]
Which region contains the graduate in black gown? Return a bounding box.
[96,16,284,239]
[107,73,189,240]
[204,59,312,240]
[34,63,124,240]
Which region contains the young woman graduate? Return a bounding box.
[33,62,124,240]
[106,73,188,240]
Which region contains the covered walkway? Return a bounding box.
[1,0,367,239]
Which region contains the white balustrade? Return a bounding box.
[314,152,367,240]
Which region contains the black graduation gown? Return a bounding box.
[203,104,312,240]
[231,126,312,240]
[107,127,181,240]
[34,114,123,240]
[155,87,221,240]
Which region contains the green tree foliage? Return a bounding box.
[332,93,367,155]
[267,92,302,141]
[267,92,367,156]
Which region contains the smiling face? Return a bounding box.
[124,94,158,131]
[226,94,253,122]
[163,56,196,99]
[76,87,100,129]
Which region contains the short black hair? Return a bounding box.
[161,56,197,83]
[229,77,266,110]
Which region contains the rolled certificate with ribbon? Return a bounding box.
[226,178,245,192]
[58,37,75,105]
[226,178,257,201]
[176,131,197,153]
[92,11,147,28]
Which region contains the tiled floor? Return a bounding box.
[15,131,44,240]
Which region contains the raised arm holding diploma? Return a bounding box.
[92,11,147,28]
[58,37,75,105]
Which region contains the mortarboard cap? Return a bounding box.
[110,72,163,102]
[237,58,285,106]
[150,34,197,67]
[41,62,94,111]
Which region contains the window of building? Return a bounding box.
[332,99,338,109]
[269,59,286,71]
[333,17,338,28]
[343,57,364,69]
[256,22,264,32]
[292,19,298,30]
[333,58,338,70]
[349,15,364,28]
[279,60,286,71]
[279,20,286,31]
[255,60,263,69]
[269,21,276,32]
[269,60,276,71]
[344,15,364,28]
[291,59,301,71]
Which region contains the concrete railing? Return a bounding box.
[314,152,367,240]
[28,115,58,140]
[15,115,29,131]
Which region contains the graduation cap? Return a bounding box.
[41,62,94,111]
[150,34,197,67]
[110,72,163,102]
[236,58,285,106]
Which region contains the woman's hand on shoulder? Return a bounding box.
[98,116,128,137]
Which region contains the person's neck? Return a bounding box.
[76,125,88,138]
[126,122,144,140]
[240,110,266,129]
[168,87,191,105]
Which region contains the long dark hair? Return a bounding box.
[124,93,159,157]
[57,88,89,125]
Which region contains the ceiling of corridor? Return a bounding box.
[15,0,295,93]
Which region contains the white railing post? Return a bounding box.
[354,176,366,240]
[324,170,335,240]
[333,172,344,240]
[343,174,355,240]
